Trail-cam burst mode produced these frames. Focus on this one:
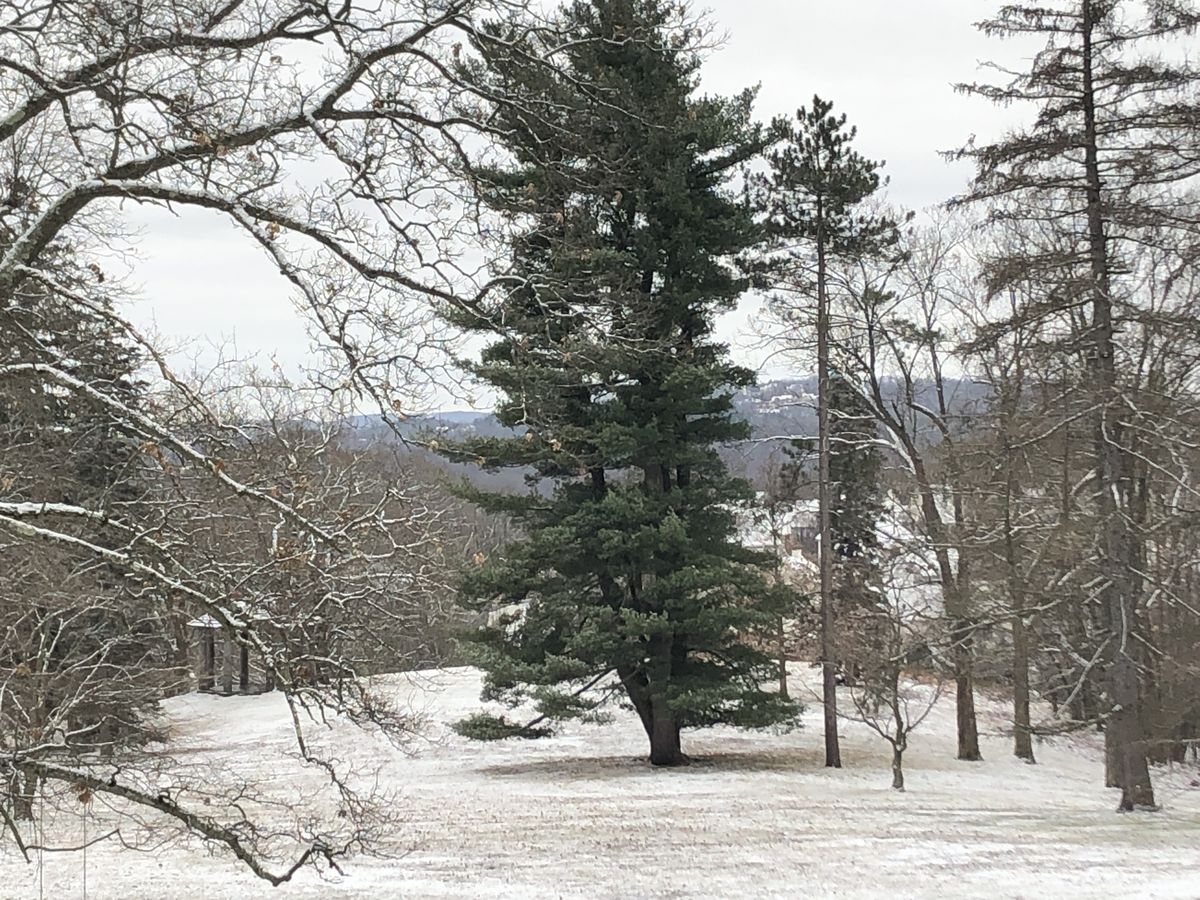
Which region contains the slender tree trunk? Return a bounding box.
[951,626,982,761]
[817,208,841,768]
[778,615,789,698]
[239,643,250,693]
[770,514,789,699]
[201,629,215,691]
[221,630,234,696]
[891,746,905,791]
[891,673,906,790]
[1080,1,1154,810]
[950,521,981,762]
[1011,611,1035,763]
[1004,426,1036,763]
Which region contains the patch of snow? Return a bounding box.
[3,667,1198,899]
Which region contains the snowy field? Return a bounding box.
[3,666,1199,899]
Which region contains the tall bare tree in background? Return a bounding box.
[811,213,987,763]
[956,0,1200,810]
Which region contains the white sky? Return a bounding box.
[123,0,1032,410]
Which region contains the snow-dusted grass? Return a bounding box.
[4,666,1199,899]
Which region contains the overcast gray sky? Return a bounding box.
[125,1,1031,409]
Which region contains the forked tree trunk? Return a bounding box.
[618,665,687,767]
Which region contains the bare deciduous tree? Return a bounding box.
[0,0,559,881]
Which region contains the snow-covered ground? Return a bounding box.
[3,666,1199,899]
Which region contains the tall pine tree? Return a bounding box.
[447,0,797,766]
[750,98,900,766]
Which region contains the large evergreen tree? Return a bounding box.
[447,0,797,765]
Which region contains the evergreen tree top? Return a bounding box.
[751,97,899,266]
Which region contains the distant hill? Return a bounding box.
[346,377,990,491]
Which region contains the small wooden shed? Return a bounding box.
[187,614,273,695]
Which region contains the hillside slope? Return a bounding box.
[3,667,1198,899]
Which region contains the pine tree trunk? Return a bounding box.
[648,709,685,767]
[816,206,841,769]
[619,664,687,767]
[1080,0,1154,811]
[647,674,685,767]
[778,615,789,698]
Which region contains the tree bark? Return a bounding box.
[1004,428,1036,763]
[648,704,686,767]
[778,615,789,699]
[1104,731,1120,788]
[1011,609,1036,763]
[891,746,905,791]
[201,629,216,691]
[8,770,34,821]
[885,437,979,762]
[221,630,234,696]
[951,625,982,761]
[618,666,654,735]
[817,203,841,769]
[619,664,687,767]
[239,643,250,693]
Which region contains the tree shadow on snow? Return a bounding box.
[479,744,881,780]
